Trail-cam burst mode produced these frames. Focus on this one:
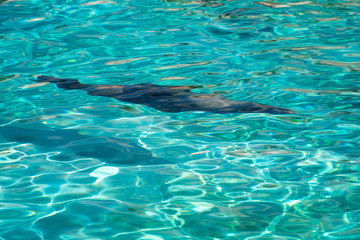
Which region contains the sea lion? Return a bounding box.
[35,75,294,114]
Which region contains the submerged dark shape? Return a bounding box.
[36,75,294,114]
[0,125,169,165]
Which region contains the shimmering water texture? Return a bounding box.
[0,0,360,239]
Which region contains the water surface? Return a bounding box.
[0,0,360,239]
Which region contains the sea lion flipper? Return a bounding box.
[36,75,88,90]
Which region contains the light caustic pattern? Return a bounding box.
[0,0,360,239]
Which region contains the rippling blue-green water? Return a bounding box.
[1,0,360,239]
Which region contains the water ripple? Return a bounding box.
[0,0,360,238]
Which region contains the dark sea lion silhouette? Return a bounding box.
[36,75,294,114]
[0,124,169,165]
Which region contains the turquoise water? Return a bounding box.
[1,0,360,239]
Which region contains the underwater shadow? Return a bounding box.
[0,124,169,166]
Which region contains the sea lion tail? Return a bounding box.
[35,75,88,90]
